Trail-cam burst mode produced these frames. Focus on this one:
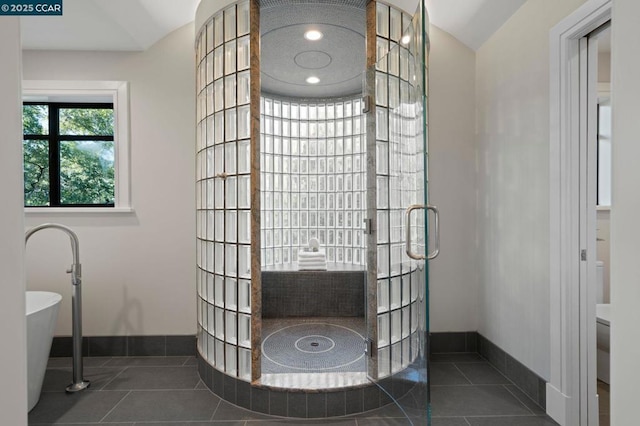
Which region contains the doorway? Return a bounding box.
[548,0,612,425]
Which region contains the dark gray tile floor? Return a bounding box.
[29,354,559,425]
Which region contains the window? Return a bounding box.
[23,102,115,207]
[22,80,131,211]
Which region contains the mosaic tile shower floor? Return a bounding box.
[261,317,366,375]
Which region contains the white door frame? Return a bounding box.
[548,0,611,424]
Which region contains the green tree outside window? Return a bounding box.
[23,103,115,207]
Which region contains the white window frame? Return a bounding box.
[22,80,133,213]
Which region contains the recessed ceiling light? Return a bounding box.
[304,30,323,41]
[401,35,411,45]
[306,76,320,84]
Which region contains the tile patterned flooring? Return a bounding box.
[29,353,560,425]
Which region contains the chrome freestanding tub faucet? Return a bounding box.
[25,223,90,393]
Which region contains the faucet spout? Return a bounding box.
[25,223,81,285]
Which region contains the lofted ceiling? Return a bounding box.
[20,0,526,52]
[20,0,526,98]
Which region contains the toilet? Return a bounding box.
[596,260,610,384]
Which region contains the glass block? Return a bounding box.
[237,71,250,105]
[238,211,250,244]
[376,107,388,141]
[237,140,251,174]
[207,302,214,334]
[390,7,402,42]
[215,210,224,241]
[238,313,251,347]
[238,279,251,313]
[238,105,250,140]
[224,5,236,41]
[388,76,400,109]
[206,54,214,85]
[377,210,389,244]
[378,244,390,278]
[214,46,224,80]
[215,242,224,274]
[377,176,389,209]
[378,313,390,347]
[376,37,389,71]
[226,344,237,375]
[214,12,224,47]
[391,276,401,309]
[214,111,224,143]
[208,332,216,363]
[207,273,215,304]
[236,175,249,209]
[226,176,237,208]
[225,310,237,344]
[400,46,409,81]
[225,244,237,277]
[224,142,236,175]
[391,244,403,276]
[215,307,225,339]
[378,279,389,313]
[225,277,237,310]
[391,341,402,373]
[214,274,224,307]
[402,306,410,338]
[208,116,217,147]
[239,347,251,381]
[237,36,250,70]
[214,78,224,112]
[225,42,237,75]
[225,108,237,141]
[239,245,251,279]
[378,345,390,378]
[237,1,250,36]
[391,310,401,344]
[376,141,389,175]
[206,21,214,52]
[215,338,225,369]
[411,303,418,333]
[224,75,236,108]
[411,269,419,301]
[204,241,213,271]
[225,210,237,243]
[389,45,400,77]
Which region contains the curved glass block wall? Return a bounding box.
[195,2,430,418]
[260,96,367,267]
[372,2,427,379]
[195,0,254,382]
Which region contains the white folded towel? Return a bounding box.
[298,258,327,265]
[298,249,326,259]
[298,261,327,271]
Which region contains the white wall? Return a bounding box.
[475,0,586,379]
[428,25,478,332]
[610,0,640,422]
[0,17,28,426]
[21,23,196,336]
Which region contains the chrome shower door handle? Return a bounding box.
[405,204,440,260]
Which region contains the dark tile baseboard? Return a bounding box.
[429,331,547,410]
[50,335,196,358]
[429,331,478,353]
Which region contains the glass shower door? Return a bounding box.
[366,0,434,423]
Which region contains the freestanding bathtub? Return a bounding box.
[26,291,62,411]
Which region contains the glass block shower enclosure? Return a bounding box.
[195,0,434,419]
